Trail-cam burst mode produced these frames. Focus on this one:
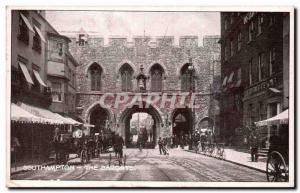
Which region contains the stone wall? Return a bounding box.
[68,34,220,137]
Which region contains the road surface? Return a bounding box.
[11,148,266,182]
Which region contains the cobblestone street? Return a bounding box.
[12,148,266,182]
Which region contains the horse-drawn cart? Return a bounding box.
[255,109,289,182]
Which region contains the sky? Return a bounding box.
[131,113,149,122]
[45,11,220,45]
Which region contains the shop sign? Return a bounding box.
[245,76,280,98]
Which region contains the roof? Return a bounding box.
[47,32,71,42]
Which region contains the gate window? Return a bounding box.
[150,64,164,92]
[181,64,193,92]
[120,63,133,92]
[89,63,102,91]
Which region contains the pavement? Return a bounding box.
[223,148,266,172]
[185,147,266,173]
[10,148,266,182]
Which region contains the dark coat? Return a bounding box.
[249,135,259,148]
[115,136,124,149]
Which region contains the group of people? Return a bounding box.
[52,128,125,164]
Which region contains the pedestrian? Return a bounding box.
[11,136,20,167]
[207,131,213,144]
[158,137,164,155]
[87,136,96,159]
[114,134,124,158]
[249,131,259,162]
[52,128,61,164]
[137,134,143,152]
[200,133,207,151]
[162,138,169,155]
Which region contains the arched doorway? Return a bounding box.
[128,112,155,148]
[198,117,214,133]
[119,103,162,148]
[172,108,192,147]
[89,104,111,135]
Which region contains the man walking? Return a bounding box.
[162,138,169,155]
[249,131,259,162]
[115,134,125,158]
[158,137,164,155]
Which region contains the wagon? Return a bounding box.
[255,109,289,182]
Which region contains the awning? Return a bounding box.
[53,113,74,125]
[269,87,281,93]
[19,103,70,124]
[227,72,234,83]
[63,116,83,125]
[19,62,34,84]
[20,13,34,32]
[83,123,95,128]
[255,109,289,126]
[34,26,46,43]
[33,70,47,87]
[222,76,228,86]
[11,103,62,124]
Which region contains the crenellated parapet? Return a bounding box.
[67,33,220,49]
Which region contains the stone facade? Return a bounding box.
[68,32,220,142]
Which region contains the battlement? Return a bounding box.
[67,33,220,49]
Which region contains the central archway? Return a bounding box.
[119,103,163,148]
[171,108,192,147]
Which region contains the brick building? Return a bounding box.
[68,31,220,147]
[220,12,290,147]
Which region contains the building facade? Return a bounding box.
[11,10,51,107]
[46,32,78,117]
[220,12,289,147]
[11,10,54,160]
[10,10,80,161]
[68,31,220,147]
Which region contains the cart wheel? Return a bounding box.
[108,153,112,167]
[123,154,127,167]
[266,151,288,182]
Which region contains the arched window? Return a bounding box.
[120,63,133,92]
[181,64,193,91]
[89,63,102,91]
[150,64,164,92]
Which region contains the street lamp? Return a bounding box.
[188,58,195,150]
